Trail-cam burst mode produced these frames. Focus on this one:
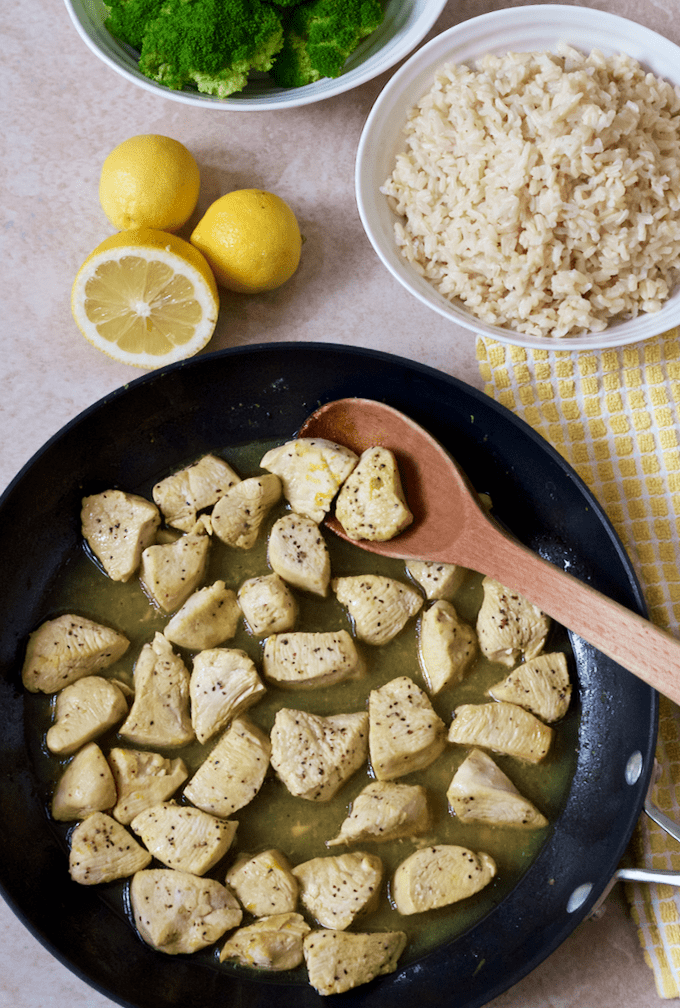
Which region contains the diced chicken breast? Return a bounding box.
[332,575,423,646]
[477,578,550,666]
[448,702,553,764]
[184,715,271,818]
[327,781,430,847]
[335,446,413,541]
[225,849,299,917]
[46,676,129,756]
[447,748,548,829]
[260,438,358,523]
[238,573,297,636]
[108,748,189,825]
[369,676,446,780]
[81,490,161,582]
[211,474,282,549]
[21,614,129,694]
[268,513,330,597]
[489,652,572,723]
[131,868,242,954]
[418,600,477,694]
[164,580,241,650]
[190,648,266,744]
[292,851,383,930]
[69,812,152,885]
[119,633,194,749]
[130,801,237,875]
[139,526,210,613]
[392,844,496,914]
[220,913,311,970]
[153,454,241,532]
[262,630,364,690]
[303,929,407,996]
[51,742,117,822]
[270,708,368,802]
[406,560,466,600]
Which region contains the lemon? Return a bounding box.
[99,135,200,232]
[71,229,219,369]
[190,189,302,293]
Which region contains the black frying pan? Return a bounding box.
[0,343,657,1008]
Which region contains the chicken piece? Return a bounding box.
[220,912,311,970]
[130,802,237,875]
[69,812,151,885]
[139,525,210,613]
[131,868,242,954]
[447,748,548,829]
[164,580,241,650]
[119,633,194,748]
[489,652,571,723]
[108,748,189,825]
[46,676,129,756]
[153,453,241,532]
[21,614,129,694]
[260,438,358,523]
[418,600,477,694]
[392,844,496,915]
[190,648,266,744]
[369,676,446,780]
[335,446,413,542]
[448,702,553,764]
[51,742,117,822]
[211,474,282,549]
[184,715,271,818]
[270,708,368,802]
[477,577,550,666]
[262,630,364,690]
[292,851,383,930]
[303,929,407,996]
[406,560,465,600]
[225,849,299,917]
[327,781,430,847]
[81,490,161,582]
[332,574,422,646]
[267,513,330,597]
[238,573,297,636]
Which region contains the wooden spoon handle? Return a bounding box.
[468,521,680,704]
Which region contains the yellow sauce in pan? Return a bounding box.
[26,439,578,970]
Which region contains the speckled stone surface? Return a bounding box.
[2,0,679,1006]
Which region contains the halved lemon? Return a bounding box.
[71,229,219,369]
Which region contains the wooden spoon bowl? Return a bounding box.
[300,397,680,705]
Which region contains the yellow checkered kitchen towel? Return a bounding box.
[476,329,680,999]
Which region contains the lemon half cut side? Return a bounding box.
[71,229,219,369]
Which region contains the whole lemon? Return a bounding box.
[190,189,302,293]
[99,134,200,232]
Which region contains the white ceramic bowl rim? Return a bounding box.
[63,0,448,110]
[355,4,680,350]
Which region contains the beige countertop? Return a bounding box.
[2,0,678,1005]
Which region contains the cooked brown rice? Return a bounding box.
[381,45,680,338]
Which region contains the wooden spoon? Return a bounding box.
[299,397,680,705]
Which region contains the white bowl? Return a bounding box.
[64,0,448,110]
[355,5,680,350]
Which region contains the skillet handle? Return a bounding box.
[644,795,680,845]
[615,866,680,886]
[587,774,680,919]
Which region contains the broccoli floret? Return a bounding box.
[106,0,164,52]
[126,0,284,98]
[271,0,384,88]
